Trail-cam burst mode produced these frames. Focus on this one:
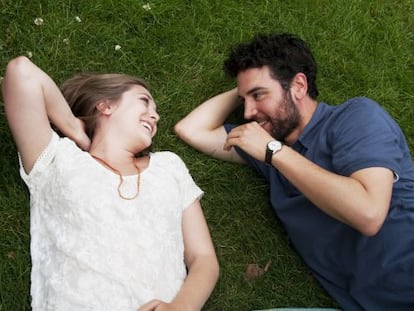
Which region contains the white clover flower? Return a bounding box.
[142,3,151,11]
[74,16,81,22]
[114,44,122,51]
[0,76,3,84]
[34,17,44,26]
[26,51,33,58]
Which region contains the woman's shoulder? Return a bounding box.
[151,150,183,162]
[20,131,88,181]
[149,151,189,171]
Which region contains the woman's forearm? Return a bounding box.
[171,254,219,310]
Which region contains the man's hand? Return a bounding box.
[224,121,274,162]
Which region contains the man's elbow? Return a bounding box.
[358,211,387,237]
[174,121,192,144]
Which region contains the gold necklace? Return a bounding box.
[91,155,141,200]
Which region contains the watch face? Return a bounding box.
[268,140,281,151]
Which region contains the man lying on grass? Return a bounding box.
[175,32,414,310]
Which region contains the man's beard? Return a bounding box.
[270,91,301,142]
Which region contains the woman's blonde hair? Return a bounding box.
[60,73,152,155]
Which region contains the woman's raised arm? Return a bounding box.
[3,56,90,173]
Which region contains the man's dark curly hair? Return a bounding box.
[223,33,319,99]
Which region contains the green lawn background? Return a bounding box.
[0,1,413,310]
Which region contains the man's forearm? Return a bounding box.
[175,88,240,136]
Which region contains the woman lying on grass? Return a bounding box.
[3,56,219,311]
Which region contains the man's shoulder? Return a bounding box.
[326,97,385,121]
[335,96,380,110]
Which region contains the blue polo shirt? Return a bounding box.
[225,97,414,310]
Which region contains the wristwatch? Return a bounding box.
[265,140,283,164]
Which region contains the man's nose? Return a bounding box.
[244,100,258,120]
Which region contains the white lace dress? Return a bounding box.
[19,132,203,311]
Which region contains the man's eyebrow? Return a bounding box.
[238,87,267,101]
[246,87,266,95]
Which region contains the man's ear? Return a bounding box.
[291,72,308,100]
[96,100,113,115]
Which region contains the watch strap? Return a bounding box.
[265,141,283,164]
[265,147,273,164]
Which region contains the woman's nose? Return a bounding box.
[150,110,160,122]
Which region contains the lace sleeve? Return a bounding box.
[19,131,60,186]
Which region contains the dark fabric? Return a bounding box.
[225,97,414,310]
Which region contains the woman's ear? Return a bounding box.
[96,100,113,115]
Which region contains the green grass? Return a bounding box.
[0,0,413,310]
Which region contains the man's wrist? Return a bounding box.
[265,140,283,164]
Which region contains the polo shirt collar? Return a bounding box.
[293,102,331,149]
